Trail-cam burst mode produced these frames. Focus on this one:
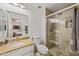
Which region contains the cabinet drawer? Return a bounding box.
[22,50,34,56]
[21,45,34,54]
[1,45,34,56]
[2,49,22,56]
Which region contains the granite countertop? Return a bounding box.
[0,39,33,55]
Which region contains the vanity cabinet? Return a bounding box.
[1,45,34,56]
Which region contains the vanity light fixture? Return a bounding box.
[10,3,25,9]
[12,3,19,6]
[19,5,25,9]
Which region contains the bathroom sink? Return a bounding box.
[9,41,25,48]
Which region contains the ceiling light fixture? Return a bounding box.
[38,6,42,8]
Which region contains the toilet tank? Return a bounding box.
[32,35,41,45]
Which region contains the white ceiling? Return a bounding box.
[23,3,74,12]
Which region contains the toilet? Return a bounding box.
[33,35,48,56]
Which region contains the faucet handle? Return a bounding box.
[4,39,8,44]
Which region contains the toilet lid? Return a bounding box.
[37,44,48,52]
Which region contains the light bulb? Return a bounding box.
[20,5,25,8]
[13,3,18,6]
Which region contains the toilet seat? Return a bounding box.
[36,44,48,54]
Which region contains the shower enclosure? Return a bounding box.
[46,8,73,55]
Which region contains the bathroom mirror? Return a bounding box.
[0,9,7,42]
[7,11,28,37]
